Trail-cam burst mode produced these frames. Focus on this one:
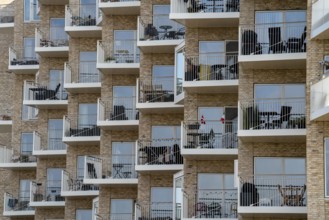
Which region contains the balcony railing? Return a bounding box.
[98,40,140,64]
[84,155,137,180]
[62,170,99,192]
[98,98,139,121]
[240,23,307,56]
[240,98,306,130]
[110,213,134,220]
[312,0,329,31]
[35,27,69,48]
[136,203,173,220]
[100,0,140,2]
[33,131,66,152]
[311,76,329,115]
[30,181,64,202]
[185,55,238,81]
[239,175,307,207]
[4,192,34,212]
[183,189,238,218]
[171,0,239,13]
[64,62,101,84]
[64,115,100,137]
[138,77,175,103]
[182,120,237,149]
[0,6,14,24]
[0,146,36,164]
[24,81,67,101]
[65,4,97,27]
[137,138,183,165]
[9,47,39,66]
[138,16,185,41]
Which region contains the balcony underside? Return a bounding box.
[0,162,37,170]
[61,191,99,197]
[64,83,101,93]
[65,26,102,38]
[0,120,12,133]
[311,22,329,39]
[30,201,65,207]
[311,106,329,121]
[83,178,138,185]
[238,53,306,69]
[136,102,184,113]
[9,65,39,74]
[137,39,183,53]
[135,164,183,173]
[183,80,238,93]
[99,2,140,15]
[0,23,14,33]
[182,218,237,220]
[23,100,68,109]
[32,150,67,157]
[238,129,306,143]
[238,206,307,217]
[3,210,35,217]
[181,148,238,160]
[170,12,239,28]
[97,120,139,130]
[97,63,140,74]
[35,46,69,58]
[38,0,68,4]
[63,136,100,146]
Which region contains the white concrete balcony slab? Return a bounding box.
[8,47,39,74]
[170,0,239,28]
[39,0,69,5]
[0,6,14,33]
[96,40,140,74]
[23,81,68,109]
[99,0,140,15]
[238,175,307,217]
[239,23,306,69]
[83,156,138,186]
[97,98,139,130]
[0,146,37,170]
[135,139,184,172]
[238,98,306,143]
[29,181,65,207]
[61,170,99,197]
[311,0,329,39]
[137,16,185,53]
[64,62,102,93]
[32,132,67,158]
[310,76,329,121]
[62,115,101,146]
[0,115,12,133]
[3,192,35,217]
[65,5,102,38]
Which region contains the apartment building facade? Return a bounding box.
[0,0,327,219]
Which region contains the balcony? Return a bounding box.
[181,120,238,160]
[0,113,12,133]
[136,203,173,220]
[65,4,102,37]
[96,40,140,74]
[311,0,329,39]
[170,0,239,28]
[35,28,69,58]
[83,156,138,185]
[182,189,238,219]
[238,98,306,143]
[63,115,101,145]
[8,47,39,74]
[32,131,67,157]
[39,0,68,5]
[61,170,99,197]
[239,23,307,69]
[311,76,329,121]
[64,62,102,93]
[0,146,37,170]
[184,54,238,93]
[97,98,139,130]
[136,138,183,172]
[137,78,183,113]
[0,6,14,33]
[23,81,68,109]
[238,175,307,217]
[3,192,35,217]
[30,181,65,207]
[99,0,140,15]
[137,16,185,53]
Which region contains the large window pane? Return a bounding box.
[326,139,329,197]
[76,209,92,220]
[152,65,174,92]
[24,0,40,22]
[111,199,133,214]
[47,168,62,197]
[77,156,85,179]
[176,48,184,95]
[24,38,36,59]
[78,103,97,128]
[79,52,98,83]
[49,70,66,100]
[113,86,136,120]
[20,180,31,201]
[50,18,67,42]
[21,133,33,155]
[48,119,65,150]
[254,157,306,175]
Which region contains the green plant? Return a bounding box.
[126,59,134,63]
[105,56,116,62]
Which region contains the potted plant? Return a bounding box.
[105,56,116,63]
[126,59,134,63]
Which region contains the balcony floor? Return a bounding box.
[137,39,184,53]
[83,178,138,185]
[99,1,140,15]
[39,0,68,4]
[64,83,101,93]
[181,148,238,160]
[311,22,329,39]
[65,26,102,38]
[170,12,239,28]
[8,65,39,74]
[0,162,37,170]
[61,190,99,197]
[238,53,306,69]
[183,80,238,93]
[97,120,139,130]
[30,201,65,207]
[238,129,306,143]
[238,206,307,217]
[63,136,100,146]
[311,106,329,121]
[3,210,35,217]
[35,46,69,58]
[136,102,184,113]
[32,149,67,157]
[97,63,140,74]
[135,164,183,172]
[23,100,68,109]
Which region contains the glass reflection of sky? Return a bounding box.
[176,50,184,95]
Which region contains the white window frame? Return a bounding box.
[24,0,40,22]
[325,138,329,197]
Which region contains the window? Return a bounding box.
[152,126,180,140]
[254,157,306,176]
[114,30,139,63]
[20,180,31,201]
[48,119,65,150]
[255,11,306,25]
[325,139,329,197]
[22,105,38,120]
[47,168,63,199]
[198,173,234,191]
[80,0,96,19]
[49,70,66,100]
[79,52,98,83]
[152,65,175,92]
[78,103,97,128]
[112,142,135,178]
[24,38,36,59]
[50,18,67,43]
[113,86,136,120]
[151,187,173,217]
[24,0,39,22]
[77,156,85,179]
[21,133,33,155]
[323,55,329,76]
[111,199,134,220]
[76,209,92,220]
[175,46,184,95]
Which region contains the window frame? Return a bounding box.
[254,157,306,176]
[24,0,40,22]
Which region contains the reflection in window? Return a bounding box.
[114,30,140,63]
[176,47,184,96]
[254,157,306,176]
[151,187,173,217]
[153,65,175,92]
[49,70,66,100]
[24,38,36,59]
[113,86,137,120]
[77,156,85,179]
[112,142,135,178]
[50,18,67,44]
[78,103,97,128]
[111,199,134,220]
[47,168,63,198]
[79,52,99,83]
[48,119,66,150]
[20,180,32,202]
[76,209,92,220]
[325,139,329,197]
[24,0,39,22]
[21,133,33,155]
